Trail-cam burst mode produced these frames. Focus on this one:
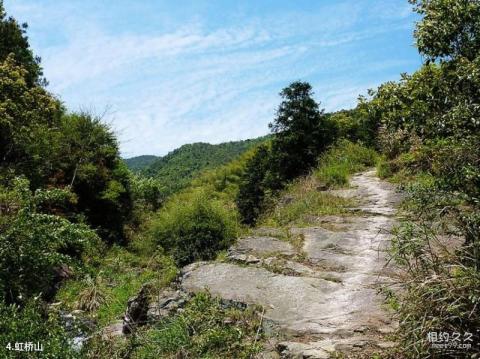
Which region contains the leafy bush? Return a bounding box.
[314,140,378,188]
[0,300,78,359]
[129,291,262,358]
[0,55,62,187]
[58,112,133,243]
[151,190,238,266]
[0,178,101,304]
[376,156,394,179]
[0,51,132,243]
[130,174,165,211]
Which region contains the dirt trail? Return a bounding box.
[180,170,401,358]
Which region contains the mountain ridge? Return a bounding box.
[125,137,269,195]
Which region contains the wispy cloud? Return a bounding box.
[4,0,421,157]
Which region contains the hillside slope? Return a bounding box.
[142,137,267,195]
[124,155,159,172]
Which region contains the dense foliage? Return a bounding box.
[124,155,159,172]
[236,144,271,225]
[410,0,480,61]
[366,0,480,356]
[236,82,336,225]
[0,1,44,86]
[0,178,101,305]
[141,139,267,196]
[0,56,62,186]
[58,113,133,243]
[0,3,135,356]
[268,81,335,183]
[0,300,78,359]
[151,189,238,266]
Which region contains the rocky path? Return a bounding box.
[180,170,401,358]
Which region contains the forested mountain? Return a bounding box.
[138,138,268,195]
[124,155,159,172]
[1,0,479,357]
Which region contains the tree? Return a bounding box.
[0,55,63,187]
[0,1,44,86]
[236,145,271,225]
[56,113,133,243]
[0,56,132,242]
[269,81,334,184]
[410,0,480,61]
[0,178,100,304]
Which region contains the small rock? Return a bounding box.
[102,321,124,340]
[377,341,396,349]
[354,326,368,333]
[123,284,150,334]
[316,184,328,191]
[147,288,187,323]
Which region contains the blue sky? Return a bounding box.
[4,0,422,158]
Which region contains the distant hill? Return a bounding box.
[129,137,268,195]
[124,155,159,172]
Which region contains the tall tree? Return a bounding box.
[56,113,133,242]
[268,81,334,184]
[0,1,44,86]
[410,0,480,61]
[0,56,62,186]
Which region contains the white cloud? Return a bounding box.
[4,0,419,157]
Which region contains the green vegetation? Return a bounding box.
[314,140,378,188]
[134,292,262,358]
[124,155,159,172]
[268,81,335,183]
[259,140,377,228]
[0,300,78,359]
[57,245,177,326]
[84,292,263,359]
[141,139,267,196]
[0,178,101,305]
[236,144,272,225]
[151,189,238,266]
[236,82,336,225]
[2,0,479,357]
[259,176,351,228]
[0,3,44,86]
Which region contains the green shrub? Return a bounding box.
[376,156,394,179]
[130,174,165,211]
[0,300,78,359]
[0,178,101,304]
[314,140,378,188]
[151,190,238,266]
[260,175,352,228]
[130,291,262,358]
[236,144,272,225]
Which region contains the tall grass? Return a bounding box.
[131,292,263,358]
[386,176,480,357]
[260,140,377,227]
[314,140,378,188]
